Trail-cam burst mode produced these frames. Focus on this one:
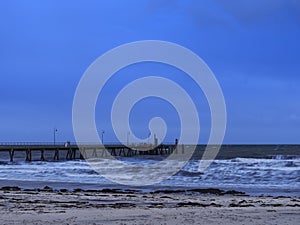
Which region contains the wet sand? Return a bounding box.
[0,187,299,225]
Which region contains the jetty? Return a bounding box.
[0,142,179,162]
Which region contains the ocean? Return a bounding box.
[0,145,299,197]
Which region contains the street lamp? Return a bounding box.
[127,131,130,146]
[54,128,58,145]
[147,132,151,145]
[101,130,105,144]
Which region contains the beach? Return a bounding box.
[1,146,299,224]
[0,187,299,225]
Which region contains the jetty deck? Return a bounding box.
[0,143,178,162]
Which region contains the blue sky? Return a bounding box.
[0,0,299,144]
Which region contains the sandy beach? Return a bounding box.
[0,187,299,225]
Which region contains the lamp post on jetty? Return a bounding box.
[101,130,105,144]
[127,131,130,146]
[147,132,151,145]
[53,128,58,145]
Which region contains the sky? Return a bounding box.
[0,0,299,144]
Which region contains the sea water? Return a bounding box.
[0,147,299,197]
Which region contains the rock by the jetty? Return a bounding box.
[73,188,84,192]
[260,203,283,207]
[101,189,122,194]
[177,202,208,207]
[42,186,53,192]
[151,188,234,195]
[189,188,224,195]
[224,190,246,195]
[229,203,255,207]
[0,186,21,191]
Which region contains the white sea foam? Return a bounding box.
[0,155,299,196]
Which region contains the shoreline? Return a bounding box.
[1,179,299,198]
[1,187,299,225]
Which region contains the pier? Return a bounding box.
[0,142,179,162]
